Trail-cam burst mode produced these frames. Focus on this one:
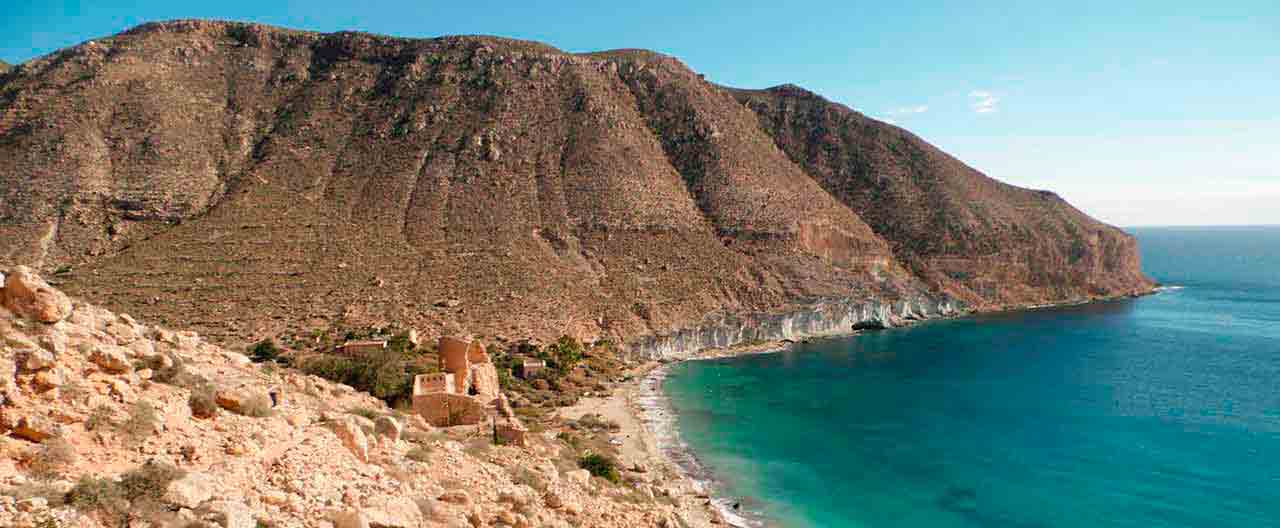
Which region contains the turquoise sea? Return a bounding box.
[662,226,1280,527]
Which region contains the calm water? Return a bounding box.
[663,226,1280,527]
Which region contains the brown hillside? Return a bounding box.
[730,84,1154,308]
[0,20,1150,348]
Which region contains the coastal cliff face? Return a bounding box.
[631,295,960,360]
[0,20,1152,348]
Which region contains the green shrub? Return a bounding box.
[540,335,584,374]
[302,348,424,408]
[249,339,283,364]
[578,453,621,483]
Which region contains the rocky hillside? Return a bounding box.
[0,20,1152,348]
[0,267,718,527]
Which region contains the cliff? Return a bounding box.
[0,20,1153,349]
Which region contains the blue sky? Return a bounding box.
[3,1,1277,226]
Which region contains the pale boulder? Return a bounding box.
[90,345,132,373]
[199,499,257,528]
[566,469,592,486]
[329,509,370,528]
[163,471,217,508]
[23,349,56,371]
[328,417,369,463]
[364,496,423,528]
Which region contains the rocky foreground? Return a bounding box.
[0,267,719,528]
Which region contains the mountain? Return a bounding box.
[0,20,1153,347]
[730,85,1153,308]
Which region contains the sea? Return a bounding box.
[658,226,1280,527]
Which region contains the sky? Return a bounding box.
[2,1,1277,226]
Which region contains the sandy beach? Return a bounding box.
[557,340,791,527]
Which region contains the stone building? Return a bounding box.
[337,339,387,355]
[412,336,527,445]
[514,358,546,379]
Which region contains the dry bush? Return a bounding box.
[85,404,114,431]
[188,384,219,418]
[347,406,380,421]
[508,466,546,492]
[238,394,275,418]
[2,481,67,506]
[148,353,206,388]
[66,475,126,517]
[29,436,77,480]
[68,461,186,523]
[406,446,432,462]
[123,401,161,443]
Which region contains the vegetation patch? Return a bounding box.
[578,452,622,483]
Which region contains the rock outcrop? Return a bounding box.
[0,20,1152,351]
[1,267,71,323]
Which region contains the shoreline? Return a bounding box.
[565,290,1161,527]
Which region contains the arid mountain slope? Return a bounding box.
[731,85,1154,308]
[0,20,1150,347]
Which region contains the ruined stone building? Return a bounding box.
[413,336,526,445]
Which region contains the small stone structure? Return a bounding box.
[514,358,546,379]
[338,340,387,355]
[413,336,526,442]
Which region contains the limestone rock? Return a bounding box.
[330,509,370,528]
[351,414,376,436]
[566,469,591,486]
[1,266,71,323]
[33,368,63,390]
[89,345,132,373]
[15,496,47,512]
[438,490,470,505]
[163,471,217,508]
[364,496,423,527]
[37,331,66,356]
[23,349,56,371]
[215,386,270,414]
[542,492,563,509]
[199,499,256,528]
[328,417,369,463]
[12,415,66,442]
[373,415,402,442]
